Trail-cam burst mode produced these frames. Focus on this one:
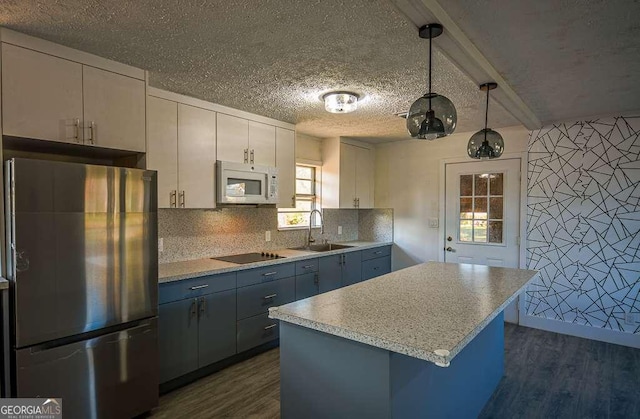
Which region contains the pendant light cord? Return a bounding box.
[484,86,489,142]
[428,26,433,110]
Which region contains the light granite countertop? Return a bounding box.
[159,241,392,283]
[269,261,538,366]
[0,278,7,290]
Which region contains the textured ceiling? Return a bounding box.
[0,0,521,142]
[432,0,640,124]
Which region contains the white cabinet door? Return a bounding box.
[276,128,295,208]
[355,146,373,208]
[248,121,276,166]
[216,113,248,163]
[339,143,357,208]
[82,66,146,152]
[146,97,178,208]
[1,43,83,143]
[178,104,217,209]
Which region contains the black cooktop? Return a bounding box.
[212,252,285,264]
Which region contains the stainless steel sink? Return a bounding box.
[290,243,354,252]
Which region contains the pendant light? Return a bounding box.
[467,82,504,159]
[407,23,457,140]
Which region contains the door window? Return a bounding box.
[459,173,503,244]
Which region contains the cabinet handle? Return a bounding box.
[356,198,360,208]
[179,191,185,208]
[250,149,255,164]
[302,265,314,269]
[74,118,81,143]
[244,149,249,163]
[170,190,177,208]
[353,198,357,208]
[198,297,206,318]
[262,271,277,277]
[263,294,277,300]
[314,273,319,285]
[291,196,296,207]
[190,284,209,290]
[86,121,95,145]
[189,299,197,324]
[264,324,277,330]
[373,251,382,255]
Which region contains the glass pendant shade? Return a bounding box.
[323,92,358,113]
[407,93,457,140]
[467,128,505,159]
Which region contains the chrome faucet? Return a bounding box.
[307,209,324,247]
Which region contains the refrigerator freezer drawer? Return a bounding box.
[15,318,158,419]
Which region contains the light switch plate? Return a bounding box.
[158,238,164,252]
[338,226,343,235]
[265,230,271,242]
[428,218,439,228]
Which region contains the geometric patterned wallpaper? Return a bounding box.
[527,116,640,334]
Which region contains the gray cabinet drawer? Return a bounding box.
[237,276,295,320]
[295,258,319,275]
[159,273,237,305]
[362,256,391,281]
[237,263,295,288]
[361,246,391,261]
[237,313,279,353]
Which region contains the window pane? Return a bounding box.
[296,200,312,211]
[489,221,503,243]
[296,179,313,195]
[474,220,487,242]
[489,197,503,219]
[475,174,488,195]
[460,175,473,196]
[460,198,473,219]
[460,220,473,242]
[296,166,313,179]
[490,173,503,195]
[474,197,487,219]
[278,211,310,227]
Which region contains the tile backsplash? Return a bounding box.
[158,207,393,263]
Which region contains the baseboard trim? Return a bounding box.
[520,315,640,349]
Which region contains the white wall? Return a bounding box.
[375,125,530,270]
[296,133,322,162]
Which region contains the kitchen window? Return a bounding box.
[278,164,321,229]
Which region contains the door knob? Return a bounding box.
[445,247,455,252]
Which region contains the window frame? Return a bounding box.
[277,163,322,230]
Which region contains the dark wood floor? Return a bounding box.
[151,324,640,418]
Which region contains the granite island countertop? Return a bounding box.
[269,261,538,366]
[159,241,392,283]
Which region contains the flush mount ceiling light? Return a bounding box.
[323,92,359,114]
[467,82,505,159]
[407,23,457,140]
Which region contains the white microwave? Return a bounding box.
[216,160,278,205]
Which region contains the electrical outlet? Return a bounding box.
[338,226,343,235]
[428,218,439,228]
[265,230,271,242]
[158,238,164,253]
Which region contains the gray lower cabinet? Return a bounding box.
[159,299,199,383]
[197,289,237,368]
[361,256,391,281]
[295,272,318,299]
[237,313,280,353]
[318,251,362,291]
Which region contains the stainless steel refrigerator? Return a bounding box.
[5,158,159,418]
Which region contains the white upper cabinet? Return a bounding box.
[276,128,295,208]
[216,113,248,163]
[178,104,216,209]
[217,114,277,166]
[248,121,276,166]
[1,43,83,143]
[1,31,146,153]
[82,66,146,152]
[147,95,217,209]
[322,138,375,209]
[146,96,178,208]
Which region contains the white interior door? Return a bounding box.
[444,159,521,323]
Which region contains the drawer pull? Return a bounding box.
[373,267,379,270]
[262,271,278,277]
[302,265,314,269]
[264,324,277,330]
[263,294,277,299]
[373,251,382,255]
[190,284,209,290]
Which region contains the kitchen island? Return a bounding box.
[269,261,538,419]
